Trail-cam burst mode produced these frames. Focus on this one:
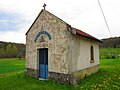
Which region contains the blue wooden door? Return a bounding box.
[39,48,48,79]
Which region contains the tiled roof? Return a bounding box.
[73,28,102,43]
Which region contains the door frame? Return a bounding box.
[38,48,48,80]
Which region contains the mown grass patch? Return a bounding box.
[0,71,73,90]
[0,58,120,90]
[0,58,25,74]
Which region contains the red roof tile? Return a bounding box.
[73,28,102,42]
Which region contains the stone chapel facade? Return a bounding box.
[25,9,102,84]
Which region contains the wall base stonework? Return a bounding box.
[49,72,70,84]
[25,64,99,85]
[26,68,39,78]
[49,64,99,85]
[72,64,100,81]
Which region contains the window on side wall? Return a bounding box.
[90,46,94,63]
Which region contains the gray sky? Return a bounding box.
[0,0,120,44]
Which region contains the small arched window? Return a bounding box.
[90,46,94,63]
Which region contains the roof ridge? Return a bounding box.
[25,9,102,43]
[44,9,69,25]
[73,28,102,42]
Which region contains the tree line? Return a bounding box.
[100,36,120,59]
[0,41,25,58]
[100,37,120,48]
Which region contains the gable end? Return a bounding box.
[25,9,44,35]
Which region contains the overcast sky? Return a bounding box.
[0,0,120,44]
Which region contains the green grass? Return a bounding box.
[0,58,120,90]
[0,58,25,74]
[75,59,120,89]
[100,48,120,59]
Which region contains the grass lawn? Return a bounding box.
[0,58,25,74]
[0,58,120,90]
[100,48,120,59]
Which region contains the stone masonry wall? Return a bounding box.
[26,10,70,77]
[26,9,100,84]
[48,64,99,85]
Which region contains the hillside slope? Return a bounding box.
[100,37,120,48]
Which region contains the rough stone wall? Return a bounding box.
[26,10,70,77]
[26,68,39,78]
[49,72,69,84]
[48,64,99,85]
